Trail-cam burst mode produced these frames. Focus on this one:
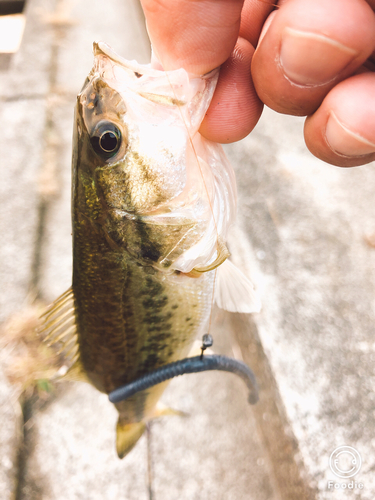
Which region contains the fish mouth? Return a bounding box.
[93,41,164,80]
[91,41,211,108]
[93,41,138,72]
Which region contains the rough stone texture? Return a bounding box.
[23,383,150,500]
[0,368,22,500]
[38,102,73,301]
[0,1,54,497]
[225,108,375,498]
[0,98,45,322]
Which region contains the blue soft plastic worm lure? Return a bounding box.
[109,354,259,405]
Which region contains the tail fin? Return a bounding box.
[116,420,146,459]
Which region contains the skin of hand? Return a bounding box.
[140,0,375,167]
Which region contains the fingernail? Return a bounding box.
[280,28,358,86]
[325,112,375,156]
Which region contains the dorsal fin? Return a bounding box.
[39,287,77,354]
[38,288,89,383]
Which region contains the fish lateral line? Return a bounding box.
[109,354,259,405]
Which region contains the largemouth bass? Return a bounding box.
[40,42,260,459]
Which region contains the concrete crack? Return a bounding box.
[146,423,155,500]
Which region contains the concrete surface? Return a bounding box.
[225,111,375,499]
[0,1,54,496]
[1,0,375,499]
[0,369,21,500]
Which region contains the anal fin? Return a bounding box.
[153,401,188,418]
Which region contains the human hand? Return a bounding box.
[140,0,375,167]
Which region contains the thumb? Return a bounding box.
[140,0,244,75]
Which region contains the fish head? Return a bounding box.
[73,42,235,272]
[76,68,183,215]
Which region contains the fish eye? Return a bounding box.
[90,121,122,159]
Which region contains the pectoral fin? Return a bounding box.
[116,420,146,459]
[215,259,261,313]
